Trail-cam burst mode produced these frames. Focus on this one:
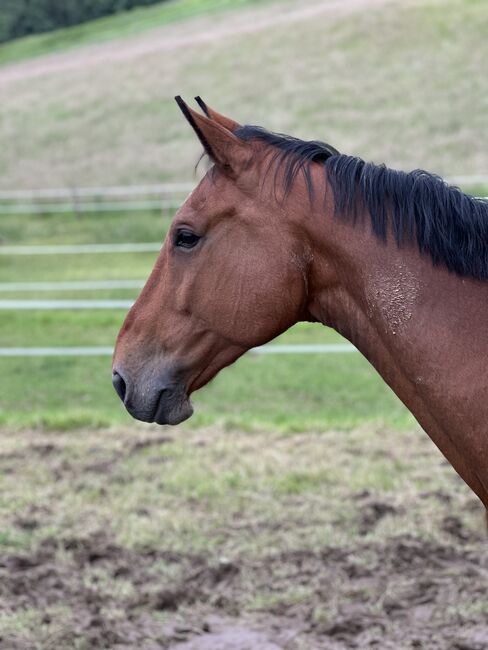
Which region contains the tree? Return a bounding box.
[0,0,168,43]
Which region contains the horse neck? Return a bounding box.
[303,201,488,504]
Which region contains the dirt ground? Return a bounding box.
[2,529,488,649]
[1,427,487,649]
[0,524,488,650]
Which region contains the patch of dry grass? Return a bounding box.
[0,425,481,555]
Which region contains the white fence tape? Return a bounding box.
[0,179,485,215]
[0,347,115,357]
[0,183,194,215]
[0,299,134,310]
[445,175,488,185]
[0,242,161,255]
[0,344,356,357]
[0,200,180,214]
[0,179,485,357]
[0,178,484,201]
[0,184,194,200]
[0,280,145,292]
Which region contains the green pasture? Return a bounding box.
[0,0,484,438]
[0,196,485,432]
[0,207,415,432]
[0,349,415,432]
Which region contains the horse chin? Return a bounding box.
[154,393,193,426]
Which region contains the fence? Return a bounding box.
[0,344,356,357]
[1,179,487,357]
[0,177,487,215]
[0,184,193,215]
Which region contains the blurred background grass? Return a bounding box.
[0,208,414,431]
[1,0,487,188]
[0,0,487,432]
[0,0,263,66]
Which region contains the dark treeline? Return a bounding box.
[0,0,168,43]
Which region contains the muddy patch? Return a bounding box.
[170,625,284,650]
[1,529,488,649]
[1,427,488,649]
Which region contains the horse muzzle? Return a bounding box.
[112,368,193,425]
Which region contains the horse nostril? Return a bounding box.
[112,371,127,402]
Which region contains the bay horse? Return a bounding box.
[113,97,488,510]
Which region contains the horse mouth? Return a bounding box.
[153,388,194,426]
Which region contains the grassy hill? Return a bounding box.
[0,0,262,66]
[0,0,486,190]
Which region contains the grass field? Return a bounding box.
[1,184,487,431]
[0,207,416,431]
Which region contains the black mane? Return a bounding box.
[235,125,488,281]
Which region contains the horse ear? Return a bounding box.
[194,97,241,133]
[175,96,249,175]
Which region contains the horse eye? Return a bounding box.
[174,229,200,250]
